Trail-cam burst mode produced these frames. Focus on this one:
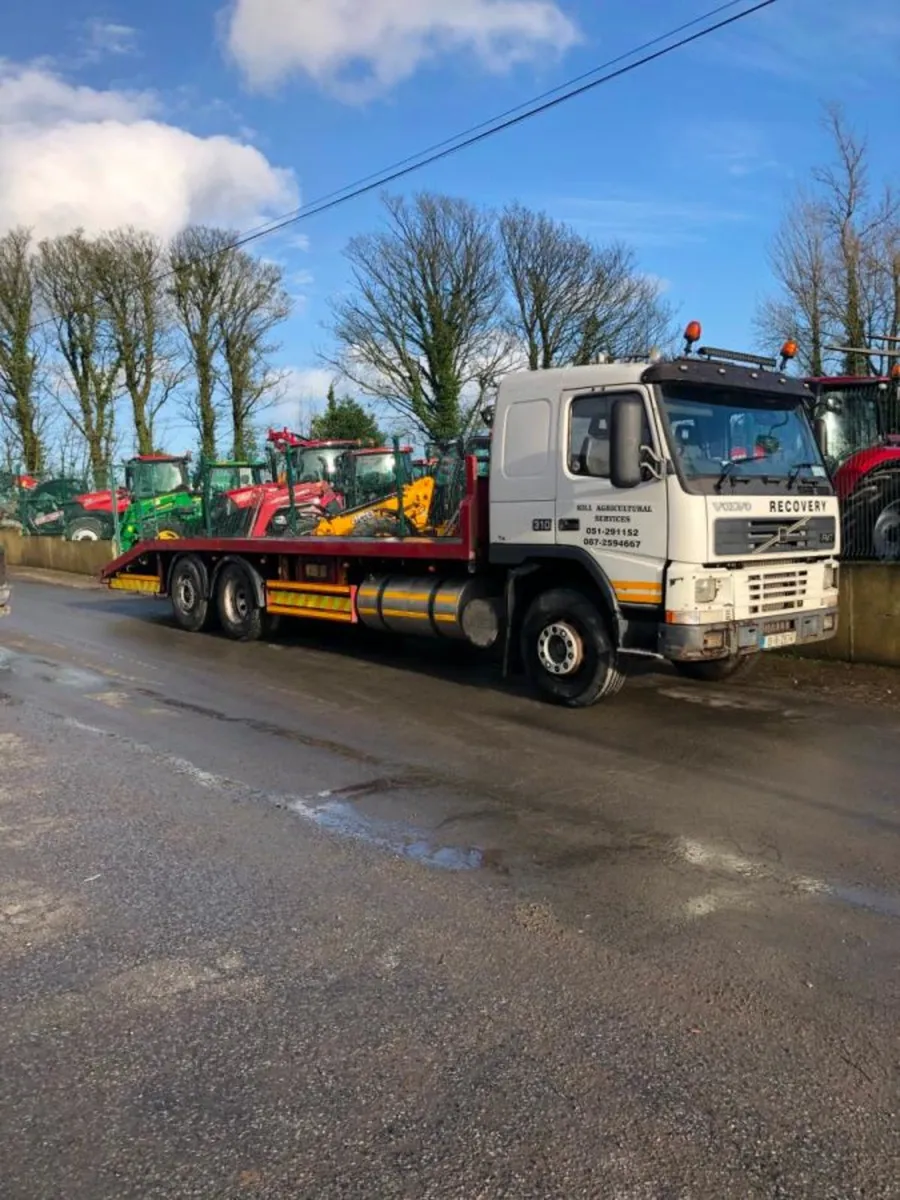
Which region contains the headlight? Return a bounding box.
[823,565,839,590]
[694,577,719,604]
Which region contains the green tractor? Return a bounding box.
[118,455,270,552]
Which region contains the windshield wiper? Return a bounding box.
[715,457,754,491]
[786,462,820,490]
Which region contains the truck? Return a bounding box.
[100,325,841,707]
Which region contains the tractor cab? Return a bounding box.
[806,377,900,472]
[336,446,414,506]
[125,455,192,500]
[201,460,269,495]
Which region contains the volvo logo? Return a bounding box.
[712,500,752,512]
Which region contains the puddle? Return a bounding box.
[658,687,804,718]
[288,793,484,872]
[822,884,900,920]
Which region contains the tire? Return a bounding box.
[216,561,264,641]
[872,498,900,562]
[65,514,108,542]
[520,587,625,707]
[673,653,759,683]
[169,556,213,633]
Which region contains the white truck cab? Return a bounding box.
[487,330,840,704]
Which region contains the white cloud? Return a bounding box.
[267,366,337,429]
[80,19,139,62]
[0,60,297,240]
[225,0,580,97]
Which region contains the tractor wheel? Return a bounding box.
[872,498,900,562]
[351,513,400,538]
[672,654,759,683]
[65,514,108,542]
[169,556,213,633]
[216,561,264,642]
[520,587,625,707]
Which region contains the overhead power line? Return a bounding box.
[234,0,779,249]
[26,0,779,334]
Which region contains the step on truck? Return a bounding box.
[100,324,841,707]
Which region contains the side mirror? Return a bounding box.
[813,417,828,457]
[610,396,644,489]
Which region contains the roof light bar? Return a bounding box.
[697,346,778,369]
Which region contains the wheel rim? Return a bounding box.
[537,621,583,676]
[72,528,98,541]
[178,576,197,611]
[872,501,900,561]
[225,581,250,624]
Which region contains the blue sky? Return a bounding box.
[2,0,898,448]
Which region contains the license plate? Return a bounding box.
[762,631,797,649]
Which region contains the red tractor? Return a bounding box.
[214,430,417,538]
[806,358,900,560]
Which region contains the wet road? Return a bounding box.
[0,577,897,1198]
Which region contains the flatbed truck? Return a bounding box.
[101,329,841,706]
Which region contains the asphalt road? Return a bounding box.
[0,577,897,1199]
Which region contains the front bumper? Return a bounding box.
[660,607,839,662]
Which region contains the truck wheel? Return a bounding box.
[673,654,759,683]
[520,587,624,707]
[65,515,108,541]
[170,556,213,633]
[216,561,263,641]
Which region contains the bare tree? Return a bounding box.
[0,228,45,474]
[217,250,291,458]
[94,228,182,454]
[329,193,508,442]
[499,206,673,370]
[756,196,832,375]
[759,106,898,376]
[169,226,233,457]
[37,231,120,485]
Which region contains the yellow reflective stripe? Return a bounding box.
[612,579,663,606]
[267,582,350,595]
[267,605,352,623]
[109,574,159,593]
[267,589,352,613]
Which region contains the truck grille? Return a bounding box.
[745,569,810,616]
[714,516,835,556]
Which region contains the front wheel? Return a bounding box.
[520,587,624,707]
[672,654,759,683]
[216,561,264,641]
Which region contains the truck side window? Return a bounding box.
[568,393,649,478]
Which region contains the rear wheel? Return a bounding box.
[170,556,213,633]
[65,514,108,542]
[673,653,759,683]
[216,561,263,641]
[872,498,900,562]
[520,587,624,707]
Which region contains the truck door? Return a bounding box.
[555,388,668,612]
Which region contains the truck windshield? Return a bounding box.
[660,384,828,494]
